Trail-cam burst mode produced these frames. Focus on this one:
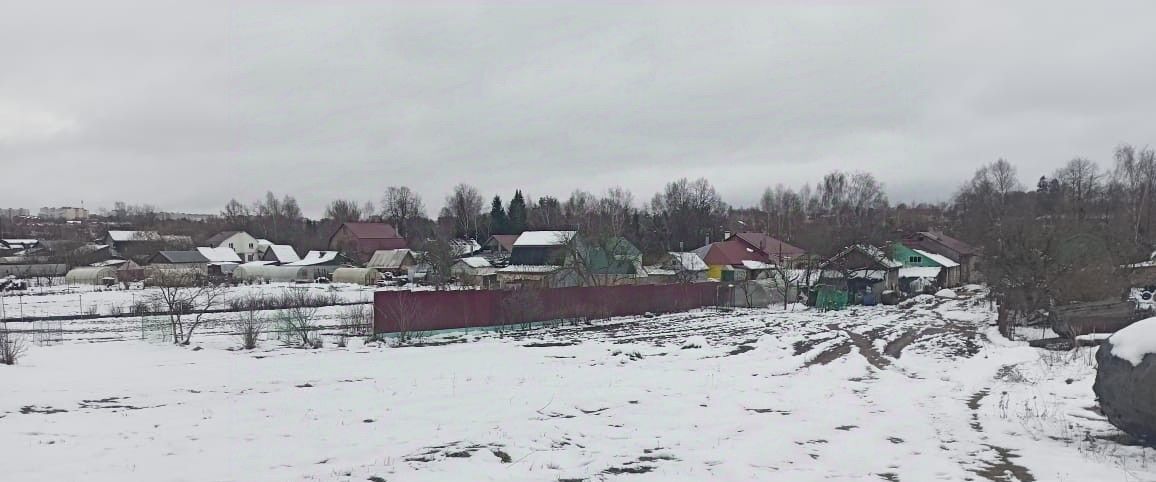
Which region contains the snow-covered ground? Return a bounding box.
[0,282,378,319]
[3,291,1154,481]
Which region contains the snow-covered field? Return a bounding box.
[0,282,376,319]
[3,290,1155,481]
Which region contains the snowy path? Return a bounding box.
[2,294,1154,481]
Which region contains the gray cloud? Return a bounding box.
[2,1,1154,216]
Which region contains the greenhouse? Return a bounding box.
[65,266,117,285]
[331,267,379,285]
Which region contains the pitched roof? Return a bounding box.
[151,250,208,264]
[696,239,772,267]
[514,231,576,247]
[196,247,242,263]
[265,244,300,263]
[729,232,806,259]
[486,234,520,251]
[669,252,708,271]
[288,251,342,266]
[107,230,161,242]
[450,239,482,257]
[498,264,561,274]
[912,248,959,268]
[824,245,902,269]
[205,231,244,246]
[457,256,492,268]
[366,249,415,269]
[912,231,976,256]
[338,222,401,240]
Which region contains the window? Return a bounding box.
[908,256,923,263]
[229,243,233,248]
[249,243,254,248]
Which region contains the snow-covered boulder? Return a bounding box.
[934,289,958,299]
[1093,317,1156,442]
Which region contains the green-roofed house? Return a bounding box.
[575,237,646,286]
[890,242,962,291]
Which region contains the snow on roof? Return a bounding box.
[1109,317,1156,366]
[196,247,242,263]
[1,239,38,247]
[457,256,491,268]
[91,259,127,267]
[257,239,273,246]
[107,230,160,242]
[450,239,482,257]
[912,249,959,268]
[669,252,708,271]
[366,249,414,269]
[287,251,340,266]
[513,231,576,247]
[497,264,561,273]
[741,260,774,270]
[644,266,678,276]
[266,244,300,263]
[241,260,277,267]
[899,266,942,279]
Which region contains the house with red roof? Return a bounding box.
[693,232,807,281]
[328,222,407,263]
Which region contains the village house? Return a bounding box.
[819,245,901,302]
[203,231,261,261]
[366,249,418,276]
[575,237,646,286]
[646,251,709,283]
[102,230,194,263]
[285,250,349,280]
[694,232,806,281]
[498,231,580,288]
[901,231,980,283]
[483,234,520,257]
[260,244,301,264]
[328,222,407,262]
[147,250,209,274]
[451,256,498,288]
[891,242,961,293]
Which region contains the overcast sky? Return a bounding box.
[1,1,1153,217]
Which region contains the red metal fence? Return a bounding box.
[374,283,723,333]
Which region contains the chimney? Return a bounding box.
[723,230,732,240]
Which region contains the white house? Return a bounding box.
[204,231,261,262]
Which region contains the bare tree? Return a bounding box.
[222,198,250,228]
[417,237,457,290]
[382,186,426,238]
[1111,144,1156,242]
[325,199,364,223]
[442,183,483,239]
[648,178,728,251]
[149,269,226,345]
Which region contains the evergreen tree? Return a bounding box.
[489,195,509,235]
[507,190,528,234]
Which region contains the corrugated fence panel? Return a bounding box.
[374,283,723,333]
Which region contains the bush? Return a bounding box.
[233,310,266,350]
[0,323,27,365]
[226,290,341,312]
